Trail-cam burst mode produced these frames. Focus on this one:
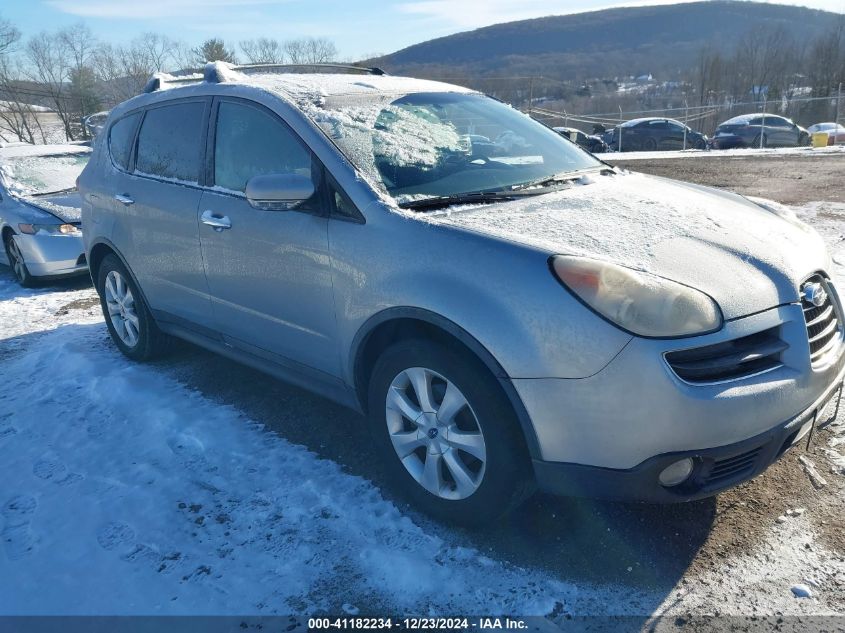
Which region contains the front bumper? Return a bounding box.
[12,232,87,278]
[532,365,843,502]
[513,300,845,501]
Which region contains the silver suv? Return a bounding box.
[78,64,845,525]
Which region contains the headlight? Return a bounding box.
[550,256,722,338]
[18,223,80,236]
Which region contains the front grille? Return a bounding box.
[665,327,786,383]
[801,275,842,366]
[704,447,762,486]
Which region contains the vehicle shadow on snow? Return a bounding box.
[156,338,715,599]
[0,267,713,610]
[0,266,92,295]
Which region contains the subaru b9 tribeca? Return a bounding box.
[77,64,845,525]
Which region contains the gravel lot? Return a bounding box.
[1,149,844,622]
[605,151,845,205]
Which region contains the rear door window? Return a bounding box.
[213,100,312,193]
[135,101,206,183]
[108,112,140,171]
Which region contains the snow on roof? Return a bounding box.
[720,113,785,125]
[150,61,474,103]
[0,143,91,160]
[239,72,475,104]
[619,117,684,128]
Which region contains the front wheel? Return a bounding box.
[97,254,168,361]
[751,134,767,148]
[4,233,35,287]
[368,339,534,526]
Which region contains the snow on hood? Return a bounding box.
[21,191,83,224]
[427,172,828,319]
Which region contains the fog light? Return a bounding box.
[659,458,694,487]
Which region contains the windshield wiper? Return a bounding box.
[31,186,77,197]
[509,167,614,192]
[398,190,532,211]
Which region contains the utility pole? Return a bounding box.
[527,76,534,118]
[836,82,842,126]
[760,99,766,150]
[683,99,689,150]
[618,105,623,152]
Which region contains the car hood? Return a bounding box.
[429,172,828,319]
[19,191,82,224]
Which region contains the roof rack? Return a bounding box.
[143,62,386,93]
[237,63,386,76]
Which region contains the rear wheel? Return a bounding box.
[3,233,35,287]
[752,134,767,148]
[97,254,168,361]
[642,137,658,151]
[368,339,534,526]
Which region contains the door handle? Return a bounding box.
[114,193,134,205]
[201,210,232,231]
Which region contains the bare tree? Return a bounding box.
[0,15,48,143]
[24,31,75,140]
[93,33,181,105]
[0,14,20,57]
[239,38,284,64]
[0,56,50,144]
[283,37,338,64]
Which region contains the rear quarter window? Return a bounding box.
[108,112,141,171]
[135,101,206,183]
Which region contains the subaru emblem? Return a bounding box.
[803,282,828,308]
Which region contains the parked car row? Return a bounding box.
[3,66,844,526]
[580,113,825,153]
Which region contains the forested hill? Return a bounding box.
[370,2,839,80]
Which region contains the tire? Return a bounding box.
[96,253,168,361]
[642,137,658,151]
[751,134,767,148]
[367,339,534,526]
[798,132,810,146]
[694,138,707,150]
[3,232,35,287]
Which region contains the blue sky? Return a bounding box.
[2,0,844,59]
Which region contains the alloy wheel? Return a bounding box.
[104,270,140,347]
[7,238,26,283]
[385,367,487,500]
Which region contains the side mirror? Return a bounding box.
[569,131,578,142]
[245,173,315,211]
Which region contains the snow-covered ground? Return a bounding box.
[0,200,843,616]
[596,144,845,161]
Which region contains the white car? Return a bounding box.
[808,122,845,145]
